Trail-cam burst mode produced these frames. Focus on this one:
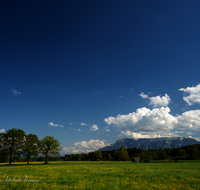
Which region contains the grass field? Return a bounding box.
[0,161,200,190]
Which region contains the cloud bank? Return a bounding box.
[104,106,200,139]
[105,107,176,133]
[119,131,177,139]
[61,139,108,155]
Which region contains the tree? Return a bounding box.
[1,128,25,165]
[0,134,9,163]
[22,134,40,164]
[143,151,153,162]
[118,146,129,161]
[92,151,102,161]
[177,148,186,157]
[0,149,9,163]
[39,135,62,164]
[113,150,119,161]
[191,147,200,159]
[107,153,113,161]
[157,149,168,160]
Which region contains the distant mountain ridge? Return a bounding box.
[99,137,200,151]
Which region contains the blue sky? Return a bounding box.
[1,1,200,154]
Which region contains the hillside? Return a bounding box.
[99,137,200,151]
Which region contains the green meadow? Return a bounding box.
[0,161,200,190]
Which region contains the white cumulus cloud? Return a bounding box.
[176,110,200,130]
[104,106,200,139]
[139,92,171,107]
[74,139,107,149]
[0,129,5,133]
[104,107,177,133]
[179,84,200,105]
[90,124,99,131]
[60,147,94,155]
[48,122,63,127]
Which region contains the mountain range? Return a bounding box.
[99,137,200,151]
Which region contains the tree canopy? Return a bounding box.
[40,135,62,164]
[0,129,62,164]
[118,146,129,161]
[22,133,40,164]
[0,128,26,165]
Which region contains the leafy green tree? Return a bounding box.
[143,151,153,162]
[77,154,82,161]
[118,146,129,161]
[157,149,168,160]
[177,148,186,157]
[0,128,25,165]
[113,150,119,161]
[92,151,102,161]
[39,135,62,164]
[22,134,40,164]
[0,150,9,163]
[0,135,9,163]
[107,153,113,161]
[191,147,200,159]
[166,148,172,157]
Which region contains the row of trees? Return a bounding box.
[64,146,130,161]
[1,128,199,164]
[64,144,200,162]
[0,128,62,164]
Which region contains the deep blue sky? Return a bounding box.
[1,0,200,154]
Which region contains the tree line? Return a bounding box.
[0,128,62,164]
[64,143,200,162]
[1,128,200,164]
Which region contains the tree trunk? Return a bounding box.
[45,153,48,164]
[27,153,30,164]
[9,151,12,165]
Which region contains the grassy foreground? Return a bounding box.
[0,161,200,190]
